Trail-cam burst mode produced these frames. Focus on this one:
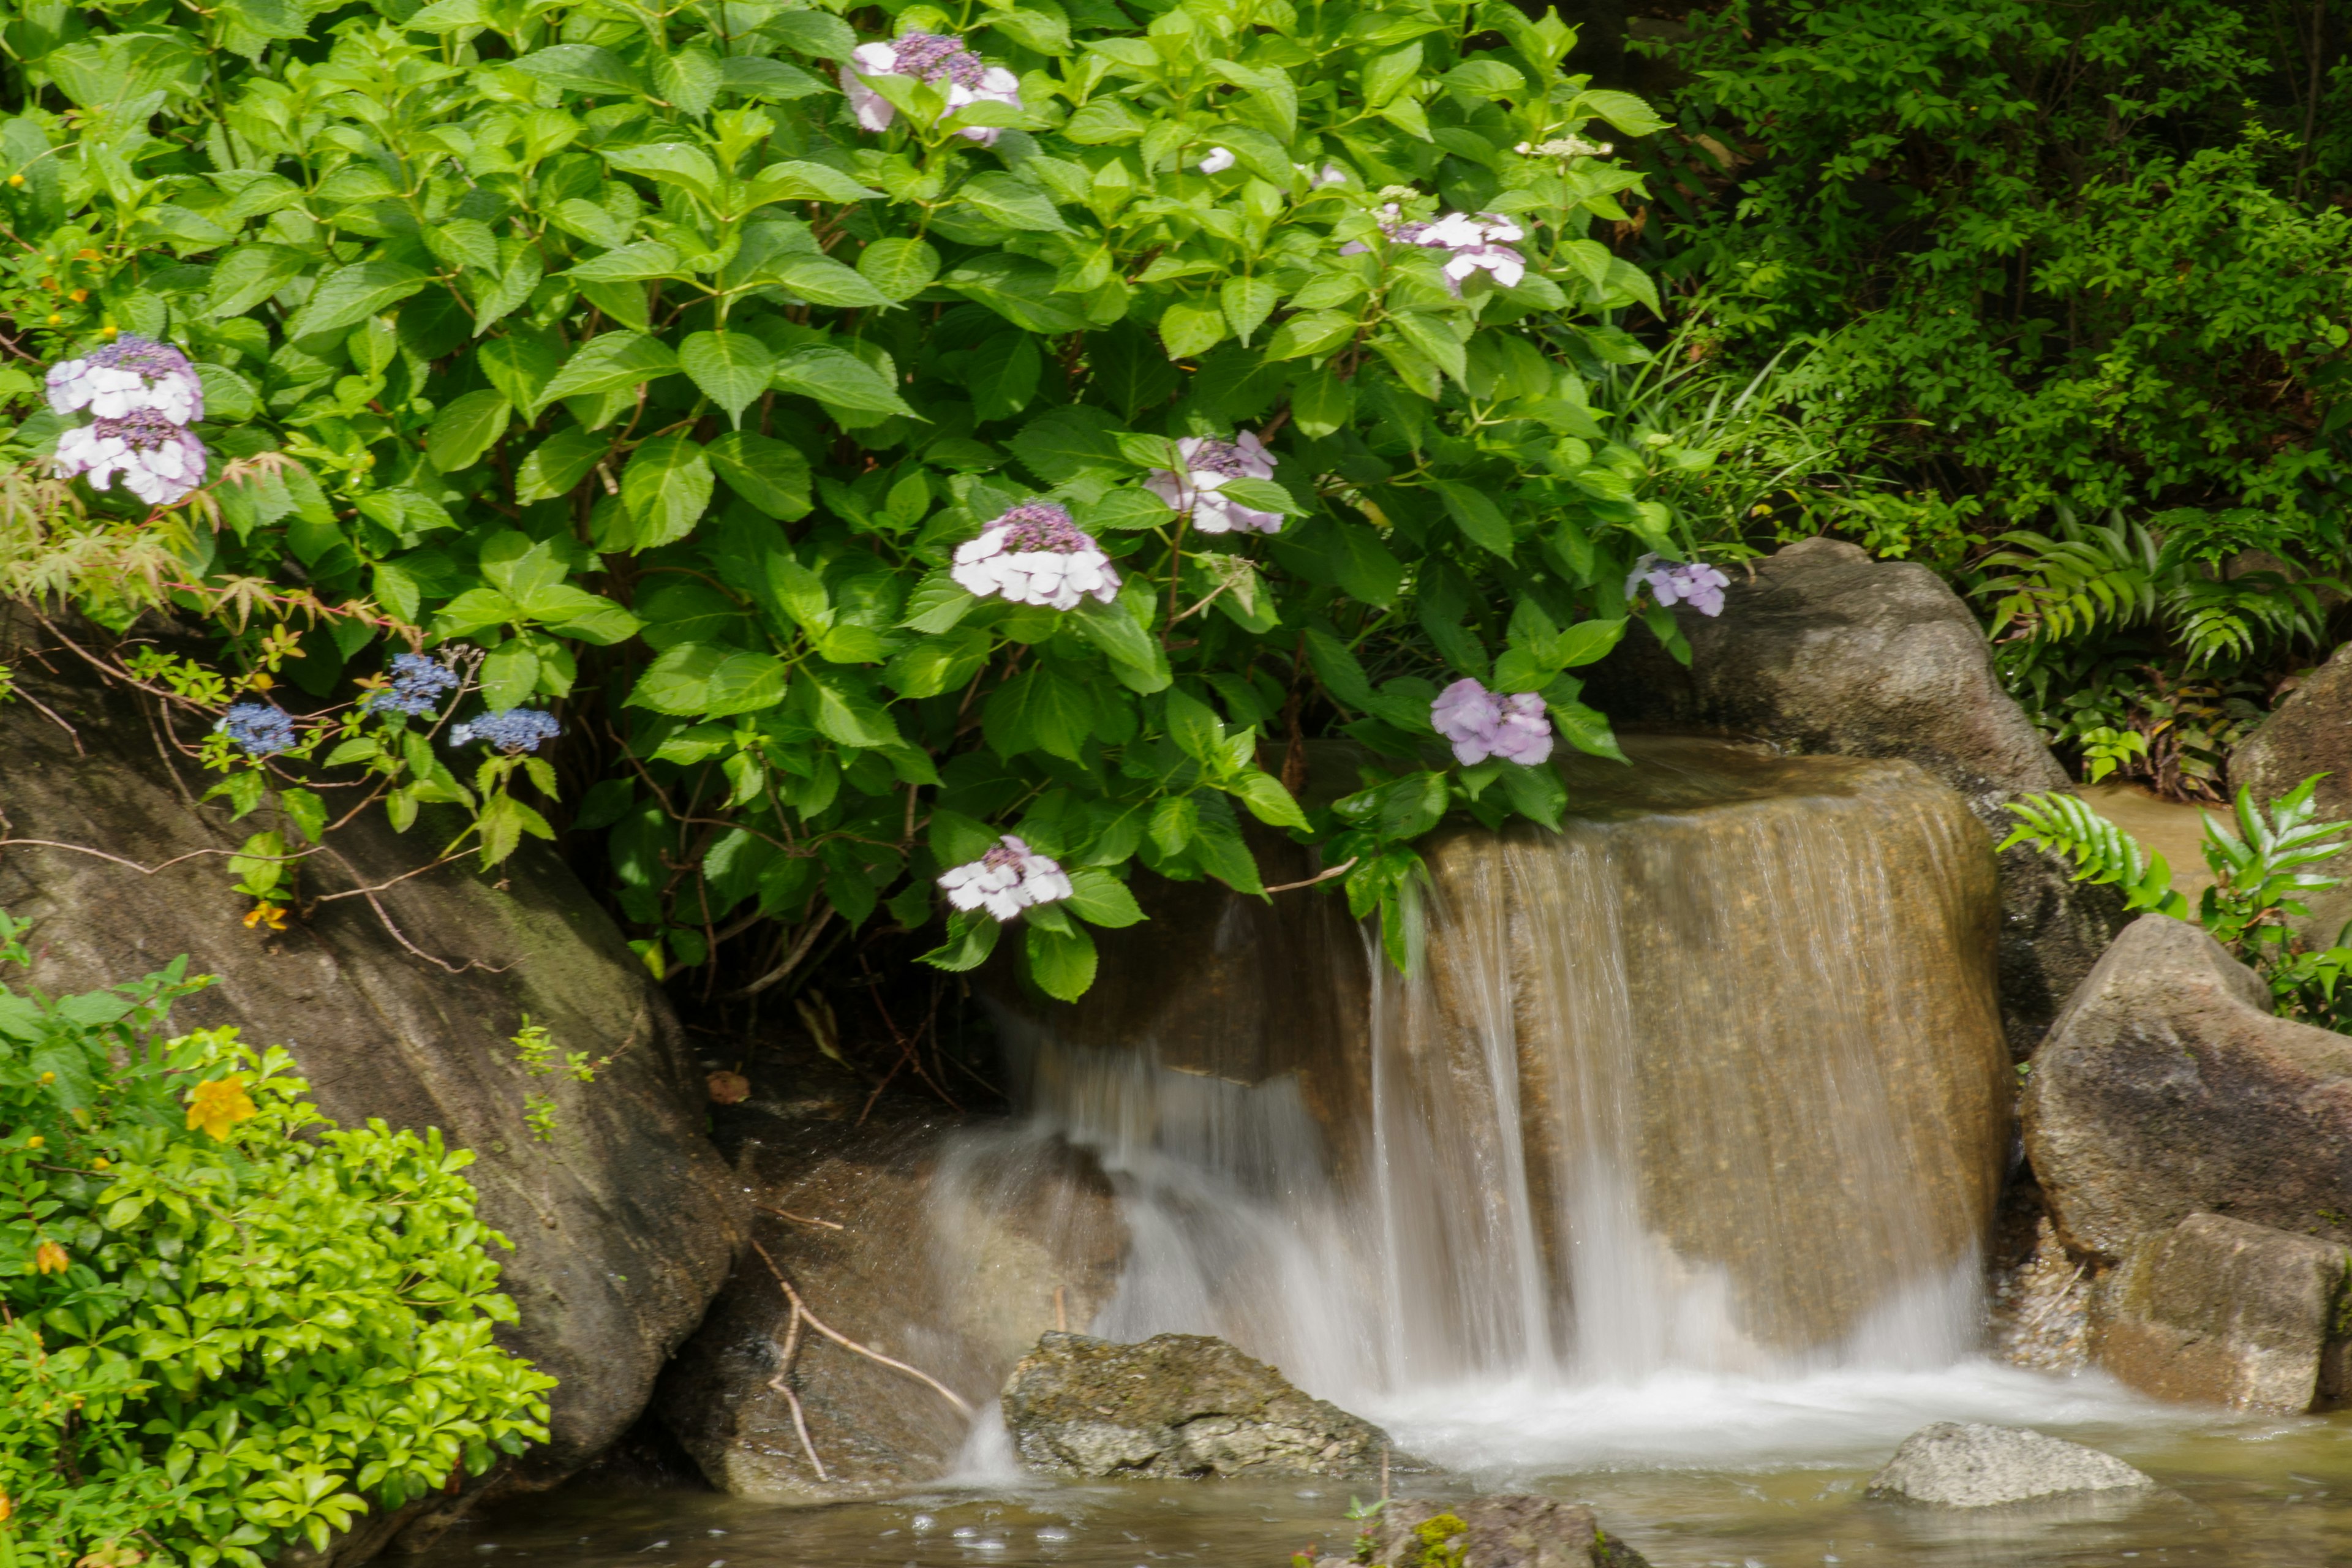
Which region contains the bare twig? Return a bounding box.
[749,1238,971,1417]
[10,682,81,753]
[756,1204,846,1231]
[0,839,318,875]
[765,1297,829,1482]
[1264,856,1358,894]
[729,908,833,999]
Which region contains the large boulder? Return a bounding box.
[655,1112,1128,1499]
[2094,1212,2351,1414]
[1000,1330,1391,1479]
[2022,914,2352,1259]
[2230,641,2352,940]
[1369,1497,1653,1568]
[1865,1422,2154,1509]
[1585,535,2124,1054]
[0,649,742,1507]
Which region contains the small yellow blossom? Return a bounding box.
[187,1076,259,1140]
[91,1158,109,1171]
[243,902,288,932]
[39,1070,53,1083]
[1,1487,12,1522]
[24,1134,42,1149]
[34,1239,68,1274]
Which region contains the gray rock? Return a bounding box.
[1374,1496,1652,1568]
[2022,914,2352,1259]
[2229,642,2352,942]
[0,649,742,1514]
[1000,1330,1390,1479]
[1582,535,2123,1055]
[1866,1422,2154,1508]
[655,1115,1128,1500]
[2095,1212,2352,1414]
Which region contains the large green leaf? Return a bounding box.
[425,390,510,473]
[679,331,776,426]
[707,430,813,519]
[772,347,915,417]
[540,331,680,403]
[618,435,714,549]
[628,643,789,717]
[284,262,432,339]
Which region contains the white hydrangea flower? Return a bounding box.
[840,32,1022,146]
[46,334,205,425]
[1144,432,1283,535]
[951,502,1121,611]
[1197,146,1237,174]
[938,834,1074,922]
[55,410,208,506]
[1341,206,1531,293]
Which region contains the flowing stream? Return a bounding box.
[419,737,2352,1567]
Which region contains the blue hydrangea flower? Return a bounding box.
[451,708,562,753]
[216,702,297,758]
[364,652,462,717]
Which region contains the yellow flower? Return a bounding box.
[24,1135,42,1149]
[187,1076,258,1140]
[91,1158,109,1171]
[243,902,288,932]
[34,1239,67,1274]
[38,1070,53,1084]
[1,1487,12,1522]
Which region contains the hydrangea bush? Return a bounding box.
[0,913,551,1567]
[0,0,1732,991]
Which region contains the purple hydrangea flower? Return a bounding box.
[840,32,1022,146]
[1144,432,1283,535]
[451,707,562,753]
[1626,554,1732,617]
[937,834,1073,922]
[46,335,205,425]
[366,652,463,717]
[951,502,1120,609]
[216,702,297,758]
[1430,677,1555,767]
[53,410,209,506]
[1342,206,1528,292]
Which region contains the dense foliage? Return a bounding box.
[0,0,1732,996]
[1637,0,2352,793]
[0,914,550,1567]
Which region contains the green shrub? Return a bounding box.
[0,913,552,1568]
[0,0,1722,993]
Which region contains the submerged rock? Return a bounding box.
[1371,1496,1653,1568]
[1001,1330,1390,1479]
[2096,1212,2351,1414]
[1866,1422,2154,1508]
[2023,914,2352,1259]
[0,647,741,1516]
[1582,534,2125,1056]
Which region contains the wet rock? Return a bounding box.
[2094,1212,2352,1414]
[1373,1496,1653,1568]
[2230,641,2352,941]
[0,647,741,1499]
[656,1115,1128,1501]
[1866,1422,2154,1507]
[1583,534,2125,1055]
[2022,914,2352,1259]
[1000,1330,1390,1479]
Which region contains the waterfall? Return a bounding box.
[938,736,2015,1452]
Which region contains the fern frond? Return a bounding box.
[2000,792,2188,917]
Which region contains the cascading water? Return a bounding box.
[941,736,2090,1473]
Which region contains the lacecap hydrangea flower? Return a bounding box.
[1344,207,1528,290]
[216,702,297,758]
[450,708,562,753]
[1145,432,1283,535]
[841,32,1021,146]
[951,502,1120,609]
[1626,554,1732,617]
[938,834,1073,922]
[53,410,208,506]
[365,652,462,717]
[1431,678,1555,767]
[47,334,205,424]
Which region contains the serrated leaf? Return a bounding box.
[619,434,714,549]
[745,159,883,206]
[568,241,682,283]
[284,261,431,339]
[856,236,941,301]
[1219,276,1279,345]
[541,331,680,403]
[772,346,915,417]
[766,253,894,307]
[208,244,307,318]
[653,45,723,118]
[1159,298,1227,360]
[707,429,813,519]
[679,330,775,426]
[514,44,643,96]
[426,388,510,473]
[514,427,606,503]
[957,172,1071,233]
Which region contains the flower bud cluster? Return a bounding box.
[1431,678,1555,767]
[451,708,563,753]
[951,503,1121,609]
[216,701,297,758]
[938,834,1073,922]
[48,335,209,507]
[842,32,1022,146]
[364,652,462,718]
[1145,432,1283,535]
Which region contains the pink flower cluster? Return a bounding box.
[951,502,1120,609]
[1345,207,1528,290]
[1627,554,1732,617]
[1431,678,1555,767]
[938,834,1073,922]
[842,32,1022,146]
[48,335,209,507]
[1145,432,1282,535]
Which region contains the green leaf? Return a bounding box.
[1569,88,1670,137]
[707,430,813,519]
[628,643,789,717]
[568,241,682,282]
[745,159,883,205]
[1025,919,1098,1000]
[1011,404,1123,483]
[957,172,1071,233]
[425,389,511,473]
[922,911,1003,972]
[772,347,916,417]
[514,426,607,503]
[803,668,902,747]
[1215,476,1308,517]
[516,43,644,95]
[1363,40,1422,107]
[765,254,894,307]
[720,55,831,100]
[884,625,989,698]
[1220,276,1280,345]
[985,666,1093,760]
[857,237,942,301]
[619,435,714,549]
[1235,771,1308,829]
[652,45,724,118]
[945,252,1091,333]
[1305,626,1377,709]
[209,244,307,318]
[480,639,542,709]
[1072,597,1168,690]
[1063,97,1146,143]
[541,331,680,402]
[1431,480,1513,556]
[1553,617,1626,668]
[1159,298,1228,360]
[285,262,432,339]
[902,570,978,633]
[1064,867,1145,927]
[1264,310,1357,361]
[679,330,776,426]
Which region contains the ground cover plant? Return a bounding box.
[0,0,1726,999]
[0,913,551,1568]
